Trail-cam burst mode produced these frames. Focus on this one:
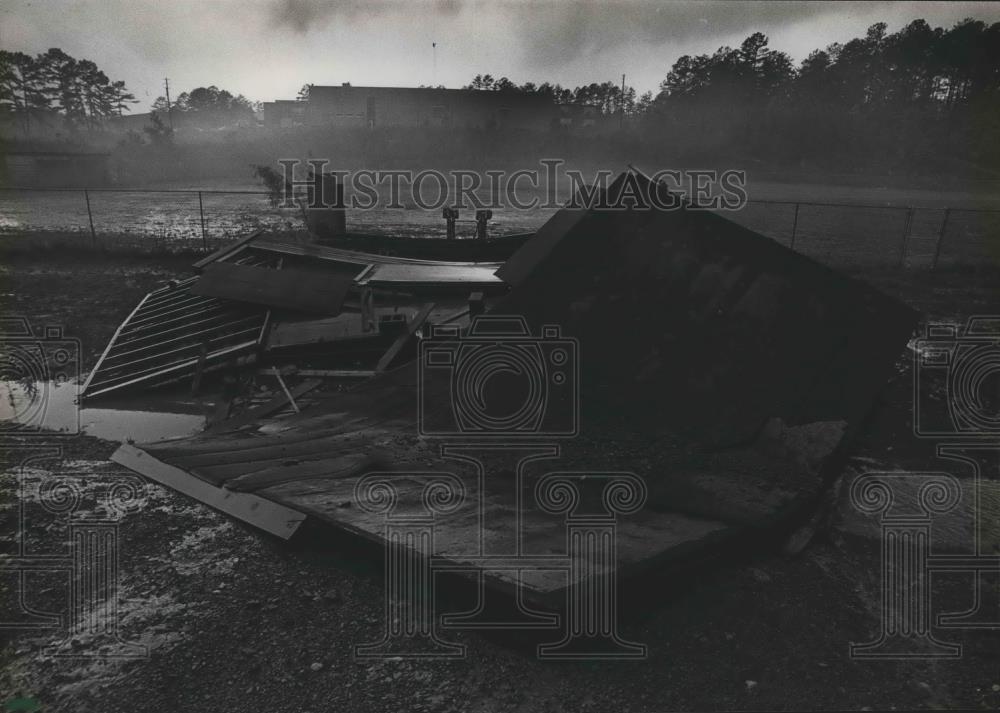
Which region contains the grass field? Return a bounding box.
[1,177,998,267]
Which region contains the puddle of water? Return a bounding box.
[0,380,206,443]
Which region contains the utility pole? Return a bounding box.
[22,85,31,137]
[164,77,173,130]
[432,42,437,87]
[619,73,626,130]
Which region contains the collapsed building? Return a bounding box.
[89,168,917,629]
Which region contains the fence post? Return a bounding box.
[198,191,208,251]
[789,202,800,250]
[84,189,97,248]
[897,207,914,267]
[931,208,951,270]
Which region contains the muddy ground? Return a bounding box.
[2,251,1000,712]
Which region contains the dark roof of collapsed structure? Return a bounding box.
[493,168,918,447]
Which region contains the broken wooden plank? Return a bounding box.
[294,369,376,378]
[468,291,486,318]
[258,368,376,378]
[191,261,354,315]
[202,378,323,435]
[375,302,435,373]
[111,443,306,539]
[224,452,384,493]
[270,367,301,414]
[266,313,368,349]
[191,228,264,270]
[208,395,234,426]
[190,341,209,394]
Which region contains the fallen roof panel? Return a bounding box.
[250,239,503,268]
[81,274,269,400]
[357,262,505,289]
[190,261,355,315]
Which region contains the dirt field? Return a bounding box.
[2,251,1000,712]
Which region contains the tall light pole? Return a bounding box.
[619,73,626,130]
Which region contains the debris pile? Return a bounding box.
[101,168,919,604]
[82,229,513,414]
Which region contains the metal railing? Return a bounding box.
[0,186,997,268]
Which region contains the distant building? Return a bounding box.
[1,150,112,187]
[263,100,307,129]
[263,84,555,131]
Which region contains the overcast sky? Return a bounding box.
[4,0,1000,111]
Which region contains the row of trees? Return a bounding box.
[464,18,1000,170]
[151,85,256,126]
[647,19,1000,165]
[464,74,641,116]
[466,18,999,118]
[0,48,136,134]
[0,47,255,138]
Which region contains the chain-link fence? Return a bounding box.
[0,187,296,251]
[0,186,997,267]
[733,200,1000,268]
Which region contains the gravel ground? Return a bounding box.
[2,253,999,712]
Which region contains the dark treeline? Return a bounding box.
[0,49,137,134]
[151,86,256,126]
[466,18,1000,174]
